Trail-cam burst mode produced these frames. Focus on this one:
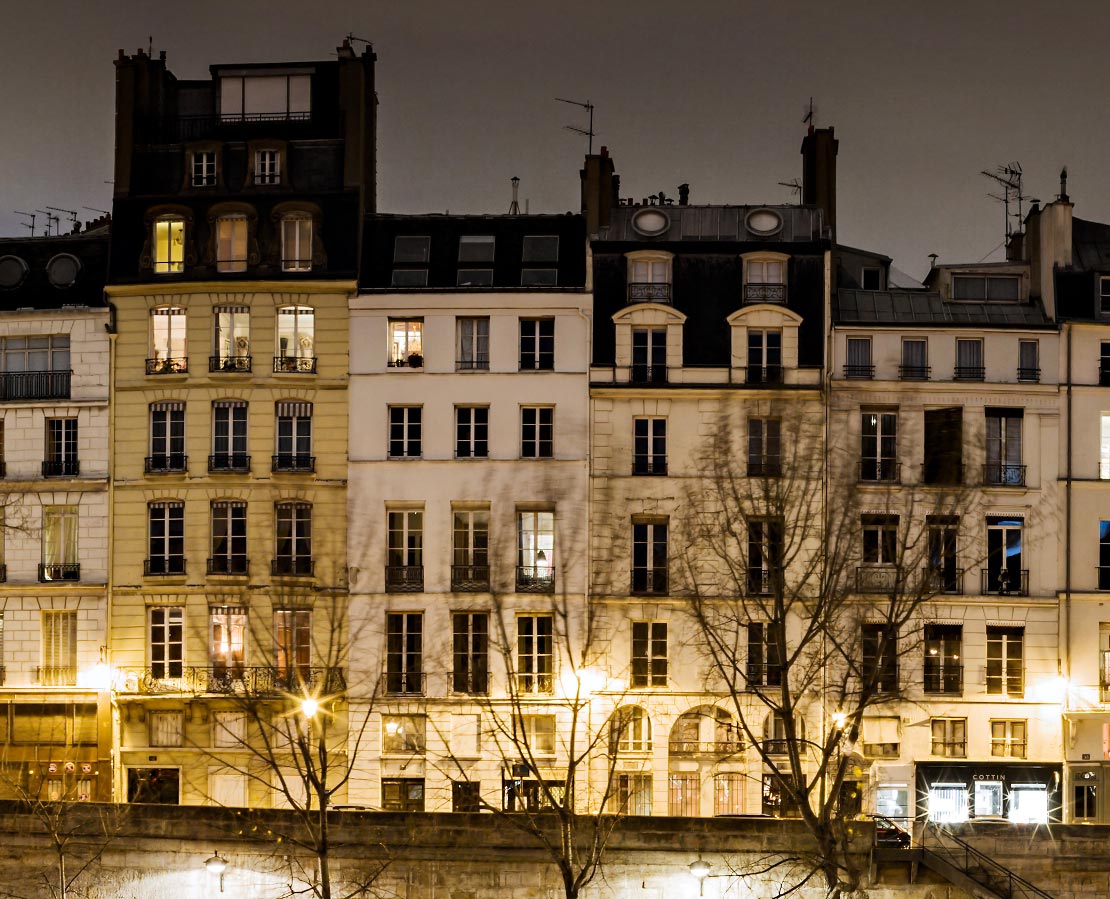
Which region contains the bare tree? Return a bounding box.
[676,402,978,898]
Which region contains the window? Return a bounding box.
[457,235,494,286]
[0,336,70,400]
[274,609,311,684]
[211,401,248,471]
[210,606,245,679]
[456,406,489,458]
[520,318,554,370]
[633,327,668,383]
[44,417,78,477]
[862,716,901,757]
[456,317,490,370]
[127,767,180,804]
[986,515,1025,595]
[392,236,430,287]
[860,410,898,482]
[281,214,312,272]
[923,407,963,485]
[40,611,76,686]
[955,338,985,380]
[714,773,744,816]
[631,621,667,688]
[924,624,962,694]
[747,622,782,687]
[900,338,928,379]
[386,612,423,694]
[1101,342,1110,386]
[669,773,700,817]
[153,216,185,274]
[149,307,187,373]
[150,711,184,747]
[861,266,882,291]
[633,417,667,475]
[517,510,554,592]
[926,515,961,593]
[517,615,553,693]
[452,612,489,693]
[220,73,310,119]
[1074,772,1098,821]
[1100,521,1110,590]
[192,151,216,187]
[747,329,782,384]
[628,255,671,302]
[41,505,78,581]
[147,502,185,576]
[1102,277,1110,315]
[764,712,802,756]
[930,718,967,757]
[274,503,312,576]
[255,149,280,185]
[861,623,898,693]
[453,780,481,812]
[215,215,248,273]
[275,401,313,471]
[213,710,246,748]
[383,714,426,754]
[845,336,873,378]
[150,607,183,679]
[952,274,1020,301]
[452,508,489,591]
[388,319,423,368]
[523,235,559,286]
[986,626,1024,696]
[520,406,553,458]
[1101,414,1110,478]
[276,306,315,372]
[388,406,421,458]
[212,306,250,371]
[985,409,1024,485]
[860,515,899,591]
[746,417,781,477]
[519,713,555,753]
[615,774,653,816]
[386,510,423,592]
[149,403,186,472]
[991,720,1027,759]
[747,519,783,595]
[632,521,668,594]
[381,778,425,812]
[1018,340,1039,381]
[611,706,652,753]
[210,503,247,575]
[744,257,786,303]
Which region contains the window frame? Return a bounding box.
[274,502,312,575]
[520,405,554,458]
[456,317,490,371]
[149,606,184,679]
[149,307,187,373]
[209,605,246,677]
[990,719,1027,759]
[280,214,312,272]
[191,151,217,188]
[930,717,968,757]
[274,608,311,683]
[630,621,668,688]
[519,318,555,370]
[631,520,668,595]
[275,305,316,371]
[146,502,185,576]
[388,319,424,368]
[215,214,249,273]
[152,215,186,275]
[255,148,281,186]
[516,614,553,694]
[388,406,422,458]
[455,406,489,459]
[385,612,423,694]
[210,502,248,575]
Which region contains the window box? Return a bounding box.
[385,565,424,593]
[145,454,188,473]
[272,454,315,473]
[144,558,185,577]
[208,454,251,473]
[38,563,80,582]
[451,564,490,592]
[271,558,314,577]
[41,459,79,478]
[209,355,252,373]
[273,356,316,373]
[0,370,71,400]
[980,568,1029,596]
[146,358,188,375]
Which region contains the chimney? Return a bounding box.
[580,146,617,235]
[678,183,690,206]
[800,126,838,240]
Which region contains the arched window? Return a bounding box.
[153,216,185,274]
[610,705,652,753]
[281,213,313,272]
[216,214,248,272]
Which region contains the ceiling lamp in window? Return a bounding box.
[46,253,81,288]
[631,208,670,237]
[746,209,783,237]
[0,255,29,289]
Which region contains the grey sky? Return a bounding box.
[2,0,1109,278]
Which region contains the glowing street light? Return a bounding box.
[204,850,227,892]
[301,697,319,719]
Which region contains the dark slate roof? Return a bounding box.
[0,228,109,310]
[1071,217,1110,270]
[834,288,1052,328]
[600,204,825,243]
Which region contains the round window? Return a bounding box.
[46,253,81,288]
[746,209,783,236]
[0,255,29,289]
[631,208,670,237]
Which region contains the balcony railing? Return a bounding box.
[1099,566,1110,591]
[984,665,1025,697]
[628,282,672,303]
[1017,366,1040,382]
[380,671,426,696]
[140,111,313,143]
[954,365,985,381]
[631,568,668,595]
[629,364,668,385]
[669,740,743,755]
[144,557,185,577]
[38,563,79,582]
[145,454,187,473]
[922,567,964,595]
[42,459,79,477]
[632,457,667,476]
[898,365,930,381]
[748,457,782,477]
[517,566,555,593]
[856,566,901,593]
[273,356,317,374]
[451,564,490,592]
[36,666,76,686]
[450,670,490,694]
[272,454,315,472]
[115,665,345,696]
[272,557,314,577]
[208,453,251,472]
[386,565,424,592]
[207,556,249,576]
[744,283,786,304]
[983,462,1026,487]
[146,357,187,375]
[859,460,900,483]
[980,568,1030,596]
[843,364,875,379]
[209,355,252,373]
[923,664,963,694]
[0,370,71,400]
[455,358,490,371]
[747,365,783,385]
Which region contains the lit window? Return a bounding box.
[212,306,250,371]
[281,214,312,272]
[389,319,423,368]
[517,511,554,592]
[153,216,185,274]
[276,306,315,372]
[1101,414,1110,479]
[274,504,312,576]
[40,610,76,685]
[990,719,1027,758]
[381,778,425,811]
[611,705,652,752]
[615,773,653,815]
[862,716,900,757]
[520,713,555,753]
[41,506,78,581]
[149,307,187,373]
[383,714,426,754]
[517,616,553,693]
[986,627,1024,696]
[210,606,245,678]
[274,608,311,683]
[255,149,280,185]
[930,718,967,757]
[192,151,216,187]
[216,215,248,273]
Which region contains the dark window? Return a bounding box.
[521,269,557,286]
[748,417,781,476]
[861,411,897,481]
[389,406,422,457]
[924,624,962,694]
[275,402,312,470]
[452,612,488,693]
[862,514,898,563]
[634,417,667,475]
[523,236,559,262]
[517,615,553,693]
[1101,277,1110,315]
[386,613,423,694]
[210,502,247,574]
[147,503,185,575]
[986,515,1024,595]
[212,402,248,469]
[955,338,985,380]
[747,330,782,384]
[861,267,881,291]
[521,406,553,458]
[747,622,782,687]
[1018,340,1040,381]
[458,235,495,262]
[381,778,425,812]
[127,768,180,804]
[386,510,423,592]
[452,509,489,591]
[747,519,783,595]
[862,623,898,693]
[456,317,490,370]
[394,236,430,263]
[452,780,481,812]
[274,503,312,574]
[520,319,555,370]
[985,408,1024,485]
[632,328,667,383]
[952,274,1019,301]
[845,337,873,378]
[631,521,668,594]
[631,621,667,688]
[926,515,960,593]
[900,339,928,379]
[1101,342,1110,387]
[456,406,489,458]
[275,609,311,682]
[923,407,963,484]
[1100,520,1110,590]
[44,418,78,476]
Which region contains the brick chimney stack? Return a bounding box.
[580,146,618,236]
[801,126,838,241]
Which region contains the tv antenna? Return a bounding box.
[778,178,802,203]
[345,33,373,48]
[981,163,1032,240]
[36,209,60,237]
[47,206,79,232]
[802,97,817,127]
[14,211,36,237]
[83,206,110,215]
[556,97,595,155]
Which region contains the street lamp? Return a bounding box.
[301,697,319,719]
[689,858,711,895]
[205,850,227,892]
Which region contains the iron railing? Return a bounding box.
[920,820,1056,899]
[145,454,187,473]
[36,666,76,686]
[843,363,875,379]
[629,364,668,384]
[856,566,901,593]
[628,282,672,303]
[744,283,786,303]
[115,665,345,696]
[668,740,743,755]
[209,355,252,373]
[272,558,314,577]
[922,567,964,595]
[273,356,317,373]
[379,671,426,696]
[954,365,985,381]
[632,456,667,475]
[980,568,1030,596]
[0,370,71,400]
[859,459,900,482]
[38,563,79,582]
[984,664,1025,697]
[517,566,555,593]
[450,564,490,592]
[42,459,79,477]
[144,557,185,576]
[207,556,249,576]
[455,358,489,371]
[272,454,315,472]
[146,357,187,375]
[208,453,251,472]
[1017,366,1040,382]
[983,462,1027,486]
[386,565,424,592]
[746,566,777,595]
[747,365,783,385]
[140,111,313,143]
[923,663,963,694]
[450,670,489,694]
[898,365,930,381]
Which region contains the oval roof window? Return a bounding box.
[746,209,783,236]
[631,208,670,237]
[0,255,29,289]
[46,253,81,288]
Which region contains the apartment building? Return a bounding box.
[347,213,590,811]
[0,227,113,800]
[104,44,374,805]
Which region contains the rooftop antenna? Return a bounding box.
[82,206,110,215]
[778,178,802,203]
[14,211,36,237]
[345,33,374,48]
[556,97,595,155]
[47,206,79,232]
[803,97,817,129]
[36,209,60,237]
[981,162,1027,240]
[509,177,521,215]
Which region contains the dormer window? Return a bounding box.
[153,216,185,275]
[255,149,281,185]
[192,151,217,187]
[626,251,673,303]
[216,215,248,273]
[1100,276,1110,315]
[952,274,1020,301]
[220,73,311,121]
[281,214,312,272]
[743,254,788,304]
[458,236,495,287]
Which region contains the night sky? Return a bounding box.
[3,0,1110,278]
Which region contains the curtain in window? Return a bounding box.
[43,507,77,565]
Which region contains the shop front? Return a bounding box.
[916,762,1062,823]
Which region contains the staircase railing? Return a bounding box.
[920,820,1055,899]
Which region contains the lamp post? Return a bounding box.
[204,850,227,893]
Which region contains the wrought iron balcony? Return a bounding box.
[144,557,185,577]
[859,460,900,483]
[744,282,786,304]
[921,567,964,595]
[380,671,426,696]
[36,666,76,686]
[145,454,187,473]
[273,356,317,374]
[669,739,743,755]
[272,557,314,577]
[747,365,783,385]
[207,556,249,576]
[451,564,490,592]
[146,357,188,375]
[632,456,668,476]
[631,568,668,595]
[115,665,345,696]
[139,111,313,143]
[516,566,555,593]
[898,365,930,381]
[629,364,668,385]
[923,663,963,694]
[856,566,901,593]
[0,370,71,400]
[1017,366,1040,382]
[982,462,1026,487]
[386,565,424,592]
[272,454,315,473]
[843,363,875,379]
[208,453,250,472]
[209,355,252,373]
[628,282,672,303]
[980,568,1030,596]
[38,563,79,582]
[954,365,985,381]
[42,459,79,477]
[450,669,490,694]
